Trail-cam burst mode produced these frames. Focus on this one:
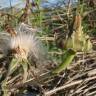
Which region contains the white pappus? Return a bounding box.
[0,23,52,71]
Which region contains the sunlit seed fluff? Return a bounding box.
[10,33,36,59]
[11,23,47,60]
[0,23,47,60]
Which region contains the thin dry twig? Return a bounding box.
[44,76,96,96]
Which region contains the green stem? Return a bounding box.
[52,49,76,74]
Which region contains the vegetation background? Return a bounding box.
[0,0,96,96]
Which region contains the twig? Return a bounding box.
[44,76,96,96]
[38,37,55,41]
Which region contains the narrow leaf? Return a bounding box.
[52,49,76,74]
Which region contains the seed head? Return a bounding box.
[0,23,47,60]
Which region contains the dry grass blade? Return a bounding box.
[44,75,96,96]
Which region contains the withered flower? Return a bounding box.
[0,23,49,65]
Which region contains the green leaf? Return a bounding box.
[21,60,28,82]
[52,49,76,74]
[1,79,9,96]
[8,58,19,75]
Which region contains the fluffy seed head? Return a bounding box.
[0,23,47,60]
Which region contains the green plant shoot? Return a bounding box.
[52,49,76,74]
